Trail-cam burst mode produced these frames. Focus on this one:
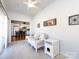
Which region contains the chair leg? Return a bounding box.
[36,48,37,52]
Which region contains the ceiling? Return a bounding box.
[2,0,55,17]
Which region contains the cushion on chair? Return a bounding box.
[40,33,48,40]
[34,33,38,37]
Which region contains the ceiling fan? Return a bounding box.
[23,0,37,8]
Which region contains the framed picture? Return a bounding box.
[48,19,56,26]
[37,23,40,28]
[69,14,79,25]
[43,18,57,26]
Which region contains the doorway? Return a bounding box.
[11,20,30,42]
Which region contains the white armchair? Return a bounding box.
[28,33,48,52]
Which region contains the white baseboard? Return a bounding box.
[60,52,73,59]
[0,44,5,55]
[60,51,77,59]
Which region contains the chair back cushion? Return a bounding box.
[40,34,48,40]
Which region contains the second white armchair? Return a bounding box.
[28,33,48,52]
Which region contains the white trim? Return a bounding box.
[60,51,77,59]
[60,52,71,58]
[0,44,5,55]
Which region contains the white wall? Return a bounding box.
[33,0,79,58]
[8,12,31,22]
[8,20,11,43]
[0,4,8,53]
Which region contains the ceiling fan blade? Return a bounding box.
[32,1,37,4]
[28,0,32,3]
[24,2,28,4]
